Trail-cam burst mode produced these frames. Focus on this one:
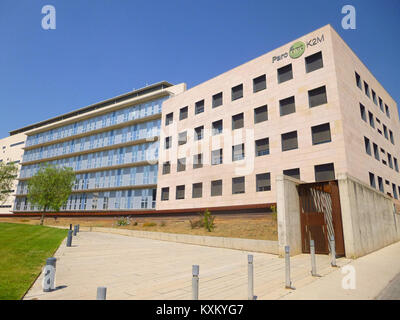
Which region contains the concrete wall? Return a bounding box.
[338,173,400,258]
[276,174,302,256]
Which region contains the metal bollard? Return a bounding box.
[66,230,73,247]
[43,257,56,292]
[329,235,337,267]
[310,240,320,277]
[248,255,255,300]
[96,287,107,300]
[285,246,295,289]
[192,265,199,300]
[73,225,77,236]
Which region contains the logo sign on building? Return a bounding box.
[272,35,324,63]
[289,41,306,59]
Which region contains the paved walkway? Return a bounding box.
[375,272,400,300]
[24,231,350,300]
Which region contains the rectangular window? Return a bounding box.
[195,100,205,114]
[212,119,223,135]
[388,153,393,169]
[393,184,398,200]
[389,130,394,144]
[192,183,203,198]
[308,86,327,108]
[277,64,293,83]
[355,72,362,89]
[315,163,335,182]
[281,131,298,151]
[360,103,367,122]
[364,81,370,98]
[372,90,377,105]
[394,157,399,172]
[253,74,266,92]
[254,105,268,124]
[177,157,186,172]
[212,92,223,108]
[231,84,243,101]
[162,161,171,175]
[383,125,388,140]
[385,104,390,118]
[379,97,384,112]
[283,168,300,180]
[280,96,296,116]
[179,106,188,120]
[193,154,203,169]
[161,187,169,201]
[194,126,204,141]
[305,51,323,73]
[369,172,376,189]
[232,113,244,130]
[211,180,222,196]
[368,111,374,128]
[211,149,223,165]
[364,137,371,155]
[378,176,384,193]
[232,177,245,194]
[178,131,187,145]
[255,138,269,156]
[165,136,171,149]
[256,173,271,192]
[311,123,331,145]
[165,112,173,126]
[232,143,245,161]
[176,185,185,200]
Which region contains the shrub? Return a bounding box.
[143,222,157,227]
[270,204,277,219]
[116,217,130,226]
[189,218,204,229]
[202,209,215,232]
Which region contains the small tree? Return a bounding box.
[0,162,18,204]
[27,165,75,226]
[202,209,215,232]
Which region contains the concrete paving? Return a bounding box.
[23,231,351,300]
[376,272,400,300]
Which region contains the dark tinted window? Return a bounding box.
[278,64,293,83]
[232,113,244,130]
[283,168,300,180]
[311,123,331,145]
[211,180,222,196]
[254,105,268,123]
[179,106,188,120]
[308,86,327,108]
[280,96,296,116]
[253,74,266,92]
[232,177,245,194]
[305,51,323,73]
[232,84,243,101]
[315,163,335,182]
[256,173,271,192]
[212,92,223,108]
[281,131,298,151]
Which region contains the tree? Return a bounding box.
[0,162,18,204]
[27,165,75,225]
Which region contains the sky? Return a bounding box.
[0,0,399,136]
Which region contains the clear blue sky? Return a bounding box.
[0,0,399,136]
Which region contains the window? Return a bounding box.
[305,51,323,73]
[231,84,243,101]
[364,81,370,98]
[372,90,377,105]
[355,72,362,89]
[393,184,398,200]
[383,125,388,140]
[192,183,203,198]
[193,154,203,169]
[212,120,223,135]
[176,185,185,200]
[161,187,169,201]
[232,113,244,130]
[368,112,374,128]
[315,163,335,182]
[162,161,171,175]
[378,176,384,193]
[211,180,223,196]
[165,112,173,126]
[165,136,171,149]
[256,173,271,191]
[385,104,390,118]
[394,157,399,172]
[195,100,204,114]
[364,137,371,155]
[283,168,300,180]
[232,143,245,161]
[369,172,376,188]
[311,123,331,145]
[232,177,245,194]
[194,126,204,141]
[211,149,223,165]
[253,74,266,92]
[388,153,393,169]
[254,105,268,124]
[281,131,298,151]
[277,64,293,83]
[280,96,296,116]
[212,92,223,108]
[308,86,327,108]
[255,138,269,156]
[177,158,186,172]
[178,131,187,145]
[180,106,188,120]
[379,97,384,112]
[360,103,367,122]
[389,130,394,144]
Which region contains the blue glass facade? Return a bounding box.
[14,95,168,212]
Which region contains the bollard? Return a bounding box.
[192,265,199,300]
[96,287,107,300]
[329,235,337,267]
[285,246,294,289]
[77,224,80,233]
[73,225,77,236]
[69,224,72,230]
[248,255,255,300]
[42,257,56,292]
[66,230,73,247]
[310,240,320,277]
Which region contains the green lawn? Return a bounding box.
[0,223,68,300]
